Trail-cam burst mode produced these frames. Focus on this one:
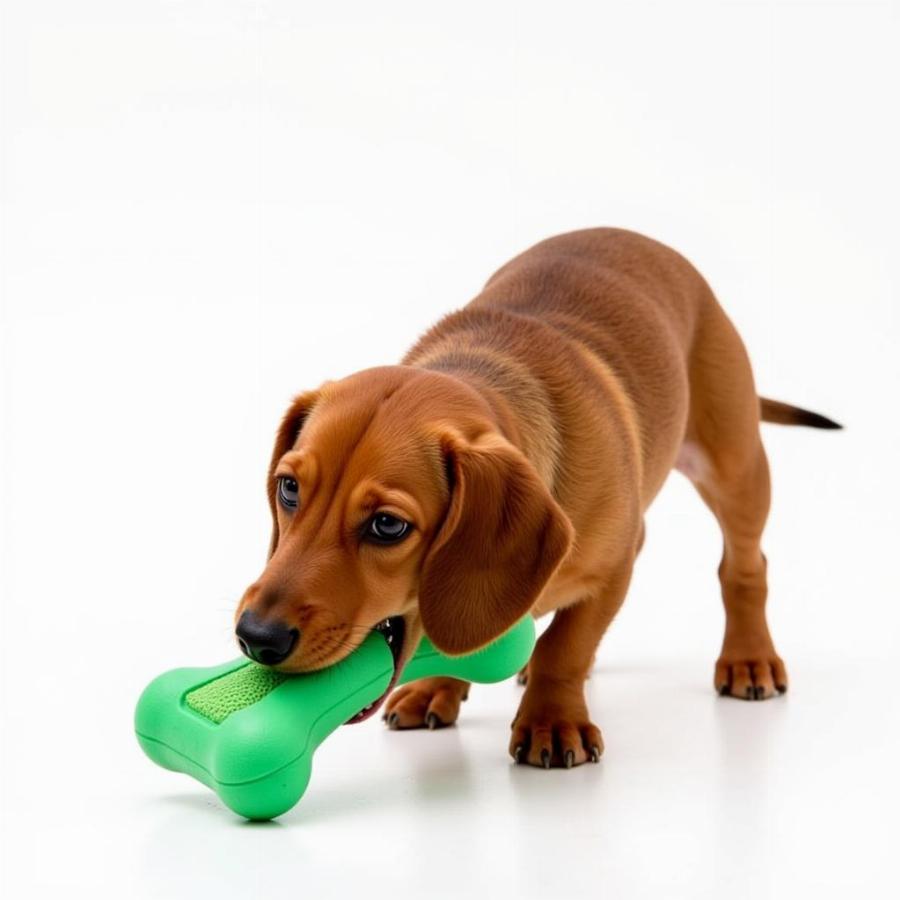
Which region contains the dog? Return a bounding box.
[233,227,840,768]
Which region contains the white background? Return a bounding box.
[2,1,898,898]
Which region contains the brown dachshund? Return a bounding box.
[234,228,840,768]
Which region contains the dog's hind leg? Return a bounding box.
[679,302,788,700]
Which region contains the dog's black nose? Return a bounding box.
[235,610,299,666]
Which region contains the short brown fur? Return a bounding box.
[235,228,840,767]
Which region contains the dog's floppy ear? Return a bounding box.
[266,390,320,559]
[419,430,574,655]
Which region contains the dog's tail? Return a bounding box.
[759,397,843,430]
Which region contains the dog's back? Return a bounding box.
[407,227,712,501]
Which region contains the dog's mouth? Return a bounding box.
[345,614,407,724]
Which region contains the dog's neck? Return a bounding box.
[407,344,561,492]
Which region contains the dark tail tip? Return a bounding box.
[796,410,843,430]
[759,397,843,430]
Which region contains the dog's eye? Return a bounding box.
[366,513,411,544]
[277,476,299,510]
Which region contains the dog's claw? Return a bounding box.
[776,683,788,694]
[590,745,601,763]
[425,712,440,730]
[718,683,730,696]
[564,750,574,769]
[388,712,399,729]
[541,749,551,769]
[753,685,764,700]
[513,744,525,764]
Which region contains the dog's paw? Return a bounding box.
[509,686,603,768]
[382,677,469,730]
[715,650,788,700]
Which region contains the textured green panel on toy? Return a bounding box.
[185,664,288,723]
[135,616,535,820]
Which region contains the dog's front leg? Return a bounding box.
[511,562,633,768]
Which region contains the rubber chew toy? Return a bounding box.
[135,616,535,820]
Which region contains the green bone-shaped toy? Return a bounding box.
[135,616,535,820]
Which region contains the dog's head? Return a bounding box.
[234,365,573,721]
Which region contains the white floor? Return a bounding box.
[3,636,897,899]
